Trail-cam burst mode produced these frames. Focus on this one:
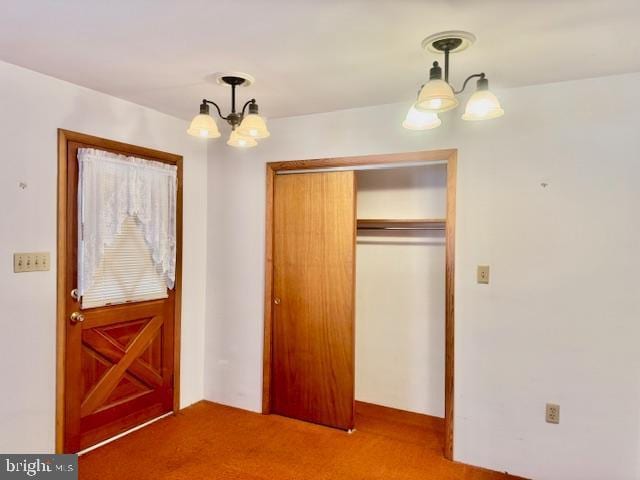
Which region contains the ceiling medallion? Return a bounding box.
[403,31,504,130]
[187,72,269,148]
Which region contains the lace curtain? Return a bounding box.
[77,148,177,297]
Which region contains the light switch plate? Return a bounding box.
[14,252,50,273]
[477,265,490,284]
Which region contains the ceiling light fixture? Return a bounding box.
[404,31,504,130]
[187,72,270,147]
[402,105,442,130]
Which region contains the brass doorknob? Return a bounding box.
[70,312,85,323]
[274,297,281,305]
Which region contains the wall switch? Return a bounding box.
[477,265,490,284]
[13,252,50,273]
[14,254,26,272]
[546,403,560,424]
[35,252,50,271]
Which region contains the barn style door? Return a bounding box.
[57,130,182,453]
[271,171,356,430]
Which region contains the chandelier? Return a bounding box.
[403,31,504,130]
[187,73,270,147]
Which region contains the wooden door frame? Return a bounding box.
[262,149,457,460]
[55,129,183,453]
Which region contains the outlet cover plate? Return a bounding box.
[546,403,560,424]
[477,265,490,284]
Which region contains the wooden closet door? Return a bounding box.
[272,171,356,430]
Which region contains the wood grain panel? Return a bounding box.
[268,149,455,172]
[82,328,163,388]
[271,171,356,430]
[80,315,164,416]
[262,164,275,414]
[444,151,457,460]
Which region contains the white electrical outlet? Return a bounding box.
[477,265,490,284]
[546,403,560,424]
[13,252,50,272]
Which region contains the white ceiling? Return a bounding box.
[1,0,639,120]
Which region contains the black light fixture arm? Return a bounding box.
[444,48,451,83]
[201,99,227,120]
[240,99,257,116]
[200,97,258,129]
[453,73,486,95]
[197,73,262,129]
[431,40,489,96]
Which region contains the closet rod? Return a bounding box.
[357,219,446,231]
[357,226,445,231]
[275,160,448,175]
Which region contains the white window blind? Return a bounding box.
[81,216,168,308]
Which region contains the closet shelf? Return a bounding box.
[357,218,446,231]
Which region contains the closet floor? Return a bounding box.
[79,401,525,480]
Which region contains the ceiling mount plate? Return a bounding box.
[422,31,476,54]
[212,71,255,87]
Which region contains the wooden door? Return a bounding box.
[271,171,356,430]
[57,130,182,453]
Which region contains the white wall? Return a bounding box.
[355,167,446,417]
[0,60,208,453]
[205,72,640,480]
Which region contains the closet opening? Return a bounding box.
[354,163,447,450]
[262,150,456,460]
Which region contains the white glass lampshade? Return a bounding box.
[462,89,504,121]
[187,114,221,138]
[227,129,257,148]
[415,79,458,113]
[402,105,441,130]
[462,79,504,121]
[238,114,270,139]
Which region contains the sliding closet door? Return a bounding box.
[272,171,356,430]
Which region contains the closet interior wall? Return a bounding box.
[355,165,447,417]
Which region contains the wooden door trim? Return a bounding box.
[56,129,183,453]
[262,149,457,460]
